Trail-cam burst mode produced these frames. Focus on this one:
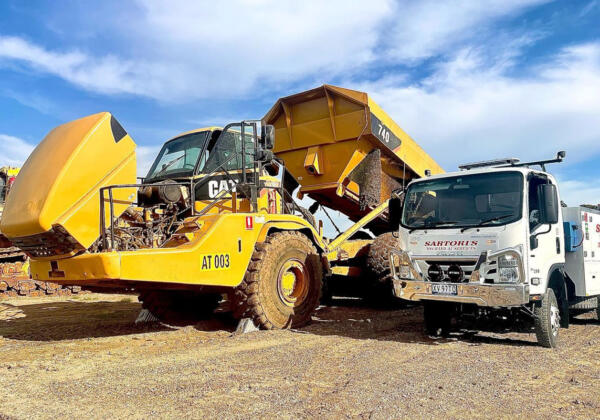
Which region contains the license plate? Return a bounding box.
[431,283,458,296]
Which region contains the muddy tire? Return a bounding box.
[366,232,403,284]
[423,301,452,337]
[138,290,221,322]
[363,232,405,307]
[233,231,323,329]
[534,288,560,348]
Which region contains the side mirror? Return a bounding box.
[389,197,402,231]
[538,184,559,224]
[261,125,275,151]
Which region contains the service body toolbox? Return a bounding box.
[563,206,600,297]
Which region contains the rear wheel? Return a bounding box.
[233,231,323,329]
[423,301,453,337]
[534,288,560,348]
[138,290,221,323]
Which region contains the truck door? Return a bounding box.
[527,174,564,287]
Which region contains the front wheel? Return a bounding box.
[233,231,323,329]
[534,288,560,348]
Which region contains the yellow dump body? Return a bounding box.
[264,85,443,229]
[0,112,137,259]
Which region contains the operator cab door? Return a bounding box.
[527,173,564,286]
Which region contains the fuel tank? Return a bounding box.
[0,112,137,258]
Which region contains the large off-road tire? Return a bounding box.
[534,288,560,348]
[364,232,405,307]
[423,301,453,337]
[138,290,221,323]
[366,232,403,283]
[233,231,323,329]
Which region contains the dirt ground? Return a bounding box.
[0,294,599,419]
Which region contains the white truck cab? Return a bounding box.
[389,152,600,347]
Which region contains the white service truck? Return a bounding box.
[388,151,600,347]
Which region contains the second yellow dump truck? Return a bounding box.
[0,85,442,328]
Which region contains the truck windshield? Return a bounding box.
[146,131,210,181]
[402,171,523,229]
[197,124,255,174]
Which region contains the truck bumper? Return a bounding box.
[389,247,530,307]
[392,279,529,307]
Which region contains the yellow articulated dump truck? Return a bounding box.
[0,85,442,328]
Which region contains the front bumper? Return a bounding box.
[392,279,529,307]
[389,247,529,307]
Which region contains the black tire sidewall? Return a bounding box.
[257,234,322,328]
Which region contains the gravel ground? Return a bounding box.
[0,294,599,419]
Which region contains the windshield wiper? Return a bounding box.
[460,214,514,232]
[154,155,186,178]
[409,220,458,233]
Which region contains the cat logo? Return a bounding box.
[208,180,237,198]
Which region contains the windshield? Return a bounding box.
[146,131,210,180]
[402,171,524,229]
[198,124,255,174]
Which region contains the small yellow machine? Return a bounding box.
[0,85,441,327]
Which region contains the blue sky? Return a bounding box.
[1,0,599,230]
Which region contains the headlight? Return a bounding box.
[498,255,519,283]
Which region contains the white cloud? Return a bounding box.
[384,0,548,61]
[557,179,600,207]
[0,1,391,101]
[0,135,35,167]
[0,0,552,102]
[137,145,161,177]
[356,41,600,171]
[0,36,143,96]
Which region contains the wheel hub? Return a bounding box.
[277,259,309,307]
[550,303,560,337]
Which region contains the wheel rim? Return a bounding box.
[277,259,309,307]
[550,302,560,337]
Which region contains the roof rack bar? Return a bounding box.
[459,158,520,170]
[499,151,566,171]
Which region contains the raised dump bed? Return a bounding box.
[263,85,443,233]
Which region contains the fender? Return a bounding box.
[258,219,326,252]
[545,263,569,328]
